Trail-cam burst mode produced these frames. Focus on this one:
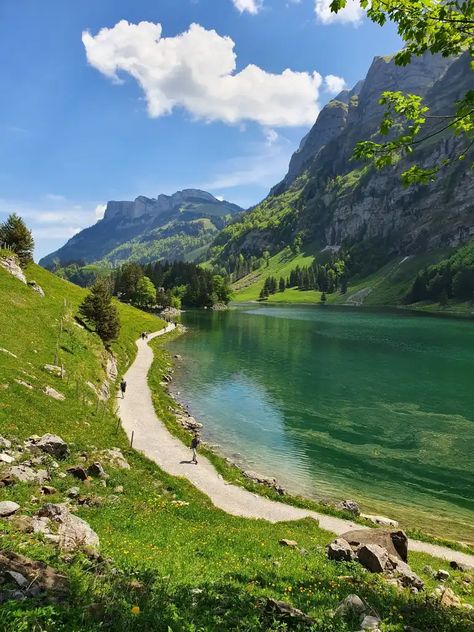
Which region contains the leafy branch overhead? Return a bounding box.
[331,0,474,184]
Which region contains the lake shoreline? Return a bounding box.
[156,319,474,550]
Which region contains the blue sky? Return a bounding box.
[0,0,401,260]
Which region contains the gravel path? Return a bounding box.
[118,326,474,568]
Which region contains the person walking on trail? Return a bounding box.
[190,433,200,464]
[120,379,127,399]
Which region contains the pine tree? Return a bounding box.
[0,213,34,267]
[79,278,121,345]
[279,277,285,292]
[320,291,327,305]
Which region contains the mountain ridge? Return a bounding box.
[40,189,242,268]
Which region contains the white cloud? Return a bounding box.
[82,21,324,127]
[324,74,346,94]
[95,203,107,220]
[264,128,279,146]
[314,0,364,25]
[232,0,263,14]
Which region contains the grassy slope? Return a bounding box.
[232,248,474,315]
[0,260,473,631]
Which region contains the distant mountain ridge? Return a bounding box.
[40,189,242,268]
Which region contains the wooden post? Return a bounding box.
[130,431,134,448]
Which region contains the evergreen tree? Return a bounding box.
[320,291,327,304]
[79,279,120,345]
[0,213,34,266]
[279,277,285,292]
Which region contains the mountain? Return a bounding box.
[211,52,474,307]
[40,189,243,269]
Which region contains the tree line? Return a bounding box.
[114,260,232,309]
[405,243,474,305]
[259,259,347,300]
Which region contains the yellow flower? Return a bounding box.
[131,605,140,615]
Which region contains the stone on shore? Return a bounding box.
[361,513,399,528]
[336,499,360,515]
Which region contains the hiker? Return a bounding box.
[190,433,200,464]
[120,379,127,399]
[141,332,146,340]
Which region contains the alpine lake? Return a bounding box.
[166,304,474,544]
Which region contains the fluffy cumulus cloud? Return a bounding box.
[232,0,263,14]
[324,74,346,94]
[314,0,364,25]
[82,21,333,127]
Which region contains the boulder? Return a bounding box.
[327,538,355,562]
[336,499,360,515]
[66,466,88,481]
[435,569,450,582]
[357,544,389,573]
[361,514,399,528]
[0,501,20,517]
[8,515,34,533]
[15,379,33,390]
[265,598,315,624]
[42,386,65,401]
[0,453,14,464]
[58,513,100,552]
[334,594,367,618]
[7,465,49,484]
[450,560,468,572]
[0,256,26,284]
[87,462,107,479]
[66,487,80,498]
[36,503,100,552]
[0,437,12,449]
[35,434,69,459]
[341,529,408,562]
[43,364,63,378]
[279,539,298,548]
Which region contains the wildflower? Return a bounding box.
[131,605,140,615]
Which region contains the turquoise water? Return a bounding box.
[167,305,474,541]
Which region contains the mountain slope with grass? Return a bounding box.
[1,252,473,631]
[211,53,473,311]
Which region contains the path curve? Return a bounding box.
[119,326,474,568]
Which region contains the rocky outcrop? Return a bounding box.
[0,255,26,284]
[214,52,473,263]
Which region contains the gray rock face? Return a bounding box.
[28,281,45,297]
[0,256,26,284]
[35,434,69,459]
[357,544,389,573]
[327,537,355,562]
[0,501,20,517]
